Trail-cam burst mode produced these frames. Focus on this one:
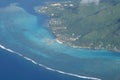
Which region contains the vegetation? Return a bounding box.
[35,0,120,51]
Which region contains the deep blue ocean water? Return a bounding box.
[0,48,85,80]
[0,0,120,80]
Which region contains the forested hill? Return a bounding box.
[35,0,120,52]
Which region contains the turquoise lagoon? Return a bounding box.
[0,4,120,80]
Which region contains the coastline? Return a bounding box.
[0,0,120,80]
[55,38,120,53]
[35,0,120,54]
[56,39,63,44]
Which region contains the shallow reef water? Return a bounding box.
[0,3,120,80]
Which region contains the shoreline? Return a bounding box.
[55,38,120,53]
[56,39,63,44]
[35,0,120,54]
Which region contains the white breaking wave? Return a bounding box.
[0,44,101,80]
[24,56,38,64]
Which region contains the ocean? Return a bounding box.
[0,0,120,80]
[0,48,85,80]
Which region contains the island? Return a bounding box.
[35,0,120,52]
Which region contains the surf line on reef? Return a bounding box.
[0,44,101,80]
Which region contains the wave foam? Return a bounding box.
[0,44,101,80]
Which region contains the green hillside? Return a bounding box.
[35,0,120,51]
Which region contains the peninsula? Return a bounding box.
[35,0,120,52]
